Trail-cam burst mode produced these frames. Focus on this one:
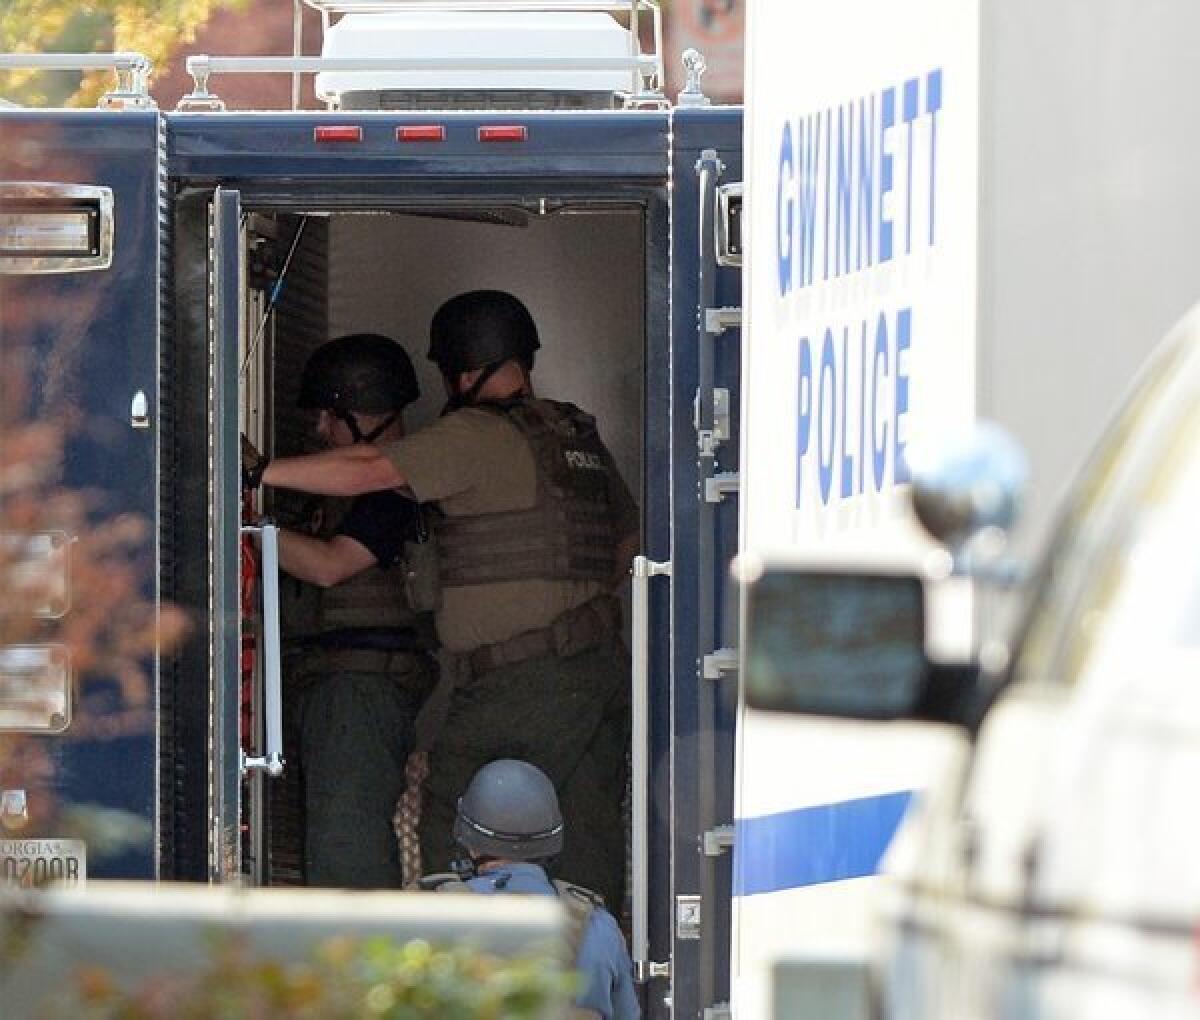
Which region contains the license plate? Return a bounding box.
[0,838,86,888]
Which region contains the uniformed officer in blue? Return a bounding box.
[434,758,640,1020]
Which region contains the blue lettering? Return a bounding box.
[823,109,832,282]
[778,69,942,287]
[926,69,942,247]
[894,307,912,483]
[798,115,820,287]
[835,103,853,277]
[839,327,854,497]
[859,320,868,495]
[856,94,874,272]
[902,77,919,255]
[777,122,795,296]
[790,308,913,504]
[796,336,813,506]
[819,329,836,504]
[872,314,890,490]
[878,88,895,264]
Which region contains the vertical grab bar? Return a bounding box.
[243,524,285,778]
[631,554,671,983]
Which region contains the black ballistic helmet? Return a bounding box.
[297,333,420,413]
[454,759,564,861]
[428,290,541,375]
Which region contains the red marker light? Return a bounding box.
[313,125,363,143]
[397,125,447,143]
[478,125,528,143]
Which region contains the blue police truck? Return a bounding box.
[0,5,742,1018]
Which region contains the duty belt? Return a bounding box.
[308,647,433,675]
[410,594,622,754]
[296,626,432,653]
[468,594,621,675]
[290,626,435,675]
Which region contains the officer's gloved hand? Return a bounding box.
[241,433,270,490]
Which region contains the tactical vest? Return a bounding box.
[283,495,434,640]
[329,496,427,632]
[424,871,604,991]
[436,399,621,587]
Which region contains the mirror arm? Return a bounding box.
[914,660,987,729]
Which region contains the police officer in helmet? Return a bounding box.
[443,759,639,1020]
[254,292,638,912]
[245,332,436,888]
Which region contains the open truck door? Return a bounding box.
[634,104,742,1020]
[208,186,287,883]
[0,98,163,882]
[208,185,244,881]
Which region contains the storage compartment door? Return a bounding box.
[0,111,162,882]
[208,186,244,880]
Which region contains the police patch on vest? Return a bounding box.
[436,398,621,586]
[564,449,605,471]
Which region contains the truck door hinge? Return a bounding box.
[695,148,725,175]
[704,1004,732,1020]
[702,824,735,857]
[712,387,731,442]
[704,306,742,336]
[694,387,732,452]
[702,647,738,680]
[704,471,740,503]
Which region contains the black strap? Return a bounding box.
[336,410,398,444]
[440,363,524,415]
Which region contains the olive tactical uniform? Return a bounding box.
[284,333,437,888]
[386,291,638,911]
[290,491,436,887]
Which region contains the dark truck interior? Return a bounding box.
[168,198,650,884]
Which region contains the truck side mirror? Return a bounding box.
[743,568,927,718]
[909,421,1028,574]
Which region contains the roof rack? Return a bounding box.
[0,53,154,110]
[180,0,664,111]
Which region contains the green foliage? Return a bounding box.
[51,933,577,1020]
[0,0,247,107]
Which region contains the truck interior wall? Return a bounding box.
[979,0,1200,558]
[263,215,330,887]
[323,210,645,499]
[267,216,331,461]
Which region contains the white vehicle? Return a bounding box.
[744,294,1200,1020]
[736,0,1200,1016]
